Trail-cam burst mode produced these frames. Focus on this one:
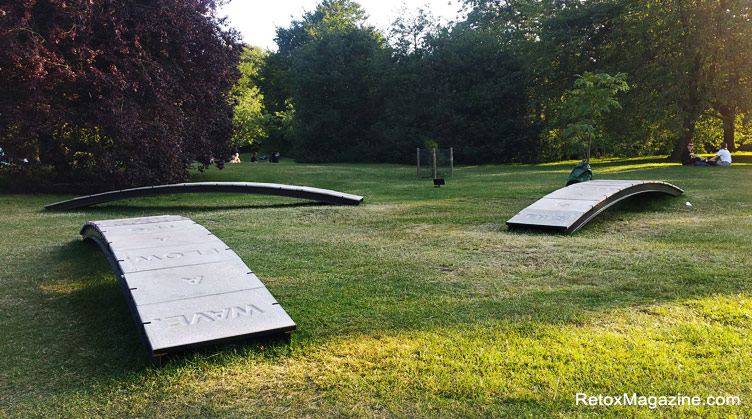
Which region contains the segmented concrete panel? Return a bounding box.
[105,228,218,251]
[507,180,683,234]
[123,263,266,306]
[141,288,291,352]
[92,215,188,227]
[97,219,203,238]
[115,241,239,273]
[81,215,296,357]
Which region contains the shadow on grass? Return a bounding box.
[0,241,145,405]
[0,240,294,403]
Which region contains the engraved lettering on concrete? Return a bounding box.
[94,215,186,228]
[129,224,178,233]
[191,312,214,324]
[182,276,204,285]
[195,248,220,256]
[164,315,189,328]
[157,305,265,328]
[232,304,264,317]
[206,309,230,321]
[133,254,168,263]
[522,213,570,222]
[131,248,221,264]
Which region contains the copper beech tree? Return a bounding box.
[0,0,240,190]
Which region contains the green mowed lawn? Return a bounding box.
[1,157,750,417]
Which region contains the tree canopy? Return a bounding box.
[245,0,751,164]
[558,72,629,162]
[231,46,269,150]
[0,0,240,190]
[4,0,751,185]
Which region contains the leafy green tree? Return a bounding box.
[257,52,295,153]
[468,0,752,159]
[253,0,752,164]
[465,0,628,160]
[701,0,752,151]
[558,72,629,163]
[288,24,389,161]
[388,7,439,56]
[421,25,531,163]
[261,0,390,161]
[231,46,269,150]
[613,0,709,160]
[378,8,441,161]
[606,0,752,157]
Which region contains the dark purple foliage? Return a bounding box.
[0,0,241,191]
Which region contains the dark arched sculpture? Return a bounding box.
[46,182,364,210]
[506,180,683,234]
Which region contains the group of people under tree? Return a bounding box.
[681,142,732,167]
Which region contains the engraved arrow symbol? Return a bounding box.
[182,276,203,285]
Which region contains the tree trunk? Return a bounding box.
[669,53,704,161]
[670,117,697,161]
[718,105,737,151]
[586,132,592,164]
[38,132,72,177]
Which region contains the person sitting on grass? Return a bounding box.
[229,152,241,163]
[707,142,732,166]
[680,142,708,166]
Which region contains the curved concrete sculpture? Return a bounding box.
[506,180,683,234]
[81,215,296,362]
[46,182,364,210]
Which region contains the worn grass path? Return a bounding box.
[1,157,750,417]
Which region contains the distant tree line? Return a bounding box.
[2,0,751,190]
[235,0,752,164]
